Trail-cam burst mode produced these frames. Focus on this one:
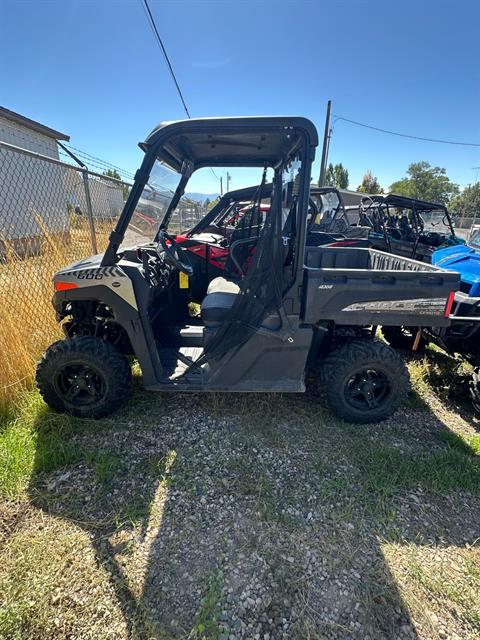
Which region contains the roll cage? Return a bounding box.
[359,193,457,254]
[102,116,318,271]
[183,183,351,239]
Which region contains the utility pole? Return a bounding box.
[319,100,332,187]
[226,171,231,192]
[220,176,223,196]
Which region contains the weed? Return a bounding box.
[0,219,113,413]
[192,568,223,640]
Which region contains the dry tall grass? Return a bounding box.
[0,219,111,414]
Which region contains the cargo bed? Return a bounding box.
[303,247,459,327]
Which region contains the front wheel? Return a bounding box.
[36,337,132,418]
[317,340,410,423]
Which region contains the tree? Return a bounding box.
[389,161,459,205]
[325,163,349,189]
[103,169,121,181]
[103,169,129,201]
[357,170,383,194]
[206,197,220,210]
[204,197,210,209]
[450,183,480,219]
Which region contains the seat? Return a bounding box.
[202,277,240,328]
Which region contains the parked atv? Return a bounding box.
[36,116,459,423]
[357,194,462,262]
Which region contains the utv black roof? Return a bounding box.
[363,193,447,212]
[139,116,318,170]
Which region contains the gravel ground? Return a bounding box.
[1,359,479,640]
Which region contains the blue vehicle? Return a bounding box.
[432,234,480,296]
[384,227,480,410]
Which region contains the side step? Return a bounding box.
[157,346,204,379]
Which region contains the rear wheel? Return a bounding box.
[469,368,480,414]
[382,325,427,352]
[317,340,410,423]
[36,337,132,418]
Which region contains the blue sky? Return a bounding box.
[1,0,480,193]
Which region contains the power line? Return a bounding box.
[62,144,136,180]
[333,115,480,148]
[139,0,220,183]
[141,0,190,119]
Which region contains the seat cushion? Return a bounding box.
[201,291,238,327]
[206,277,240,295]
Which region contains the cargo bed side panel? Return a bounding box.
[303,247,459,327]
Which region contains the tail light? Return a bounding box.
[444,291,456,317]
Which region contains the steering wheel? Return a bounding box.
[157,229,193,276]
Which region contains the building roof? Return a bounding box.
[0,106,70,141]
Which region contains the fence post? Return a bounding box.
[81,170,98,254]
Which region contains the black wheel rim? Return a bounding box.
[344,367,392,412]
[54,362,107,408]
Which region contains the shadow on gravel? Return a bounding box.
[27,387,480,639]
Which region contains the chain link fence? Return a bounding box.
[0,139,205,406]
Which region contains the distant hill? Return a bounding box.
[186,192,220,204]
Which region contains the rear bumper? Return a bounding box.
[449,291,480,322]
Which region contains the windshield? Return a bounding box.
[360,203,455,237]
[120,160,182,250]
[419,209,454,235]
[468,228,480,249]
[309,191,352,233]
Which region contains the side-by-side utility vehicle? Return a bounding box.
[351,194,460,262]
[315,193,462,261]
[36,116,460,423]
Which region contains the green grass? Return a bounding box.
[351,441,480,499]
[408,348,475,405]
[0,392,82,498]
[437,429,480,456]
[89,452,124,484]
[404,552,480,619]
[0,390,127,498]
[192,568,224,640]
[0,522,125,640]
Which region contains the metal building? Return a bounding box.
[0,106,71,253]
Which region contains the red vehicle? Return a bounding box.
[173,184,368,298]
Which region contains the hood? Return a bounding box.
[55,253,105,277]
[432,244,480,289]
[52,252,138,309]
